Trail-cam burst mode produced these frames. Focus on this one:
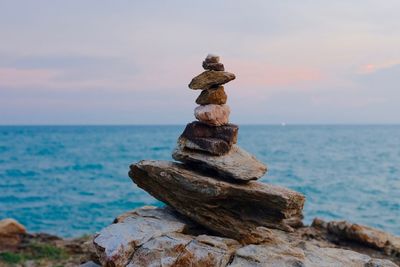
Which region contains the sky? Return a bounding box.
[1,0,400,125]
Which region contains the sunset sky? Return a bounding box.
[1,1,400,124]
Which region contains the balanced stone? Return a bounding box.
[202,61,225,71]
[172,142,267,181]
[179,121,238,155]
[194,104,230,126]
[181,121,238,145]
[178,136,231,156]
[196,86,227,105]
[129,161,305,243]
[204,54,220,63]
[189,71,235,90]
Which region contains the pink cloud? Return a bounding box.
[226,60,324,89]
[0,68,61,88]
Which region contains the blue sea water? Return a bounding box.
[0,125,399,237]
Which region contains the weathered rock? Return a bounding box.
[203,61,225,71]
[312,218,400,257]
[94,206,399,267]
[178,136,231,155]
[0,218,26,235]
[129,160,305,243]
[194,104,230,126]
[131,234,240,267]
[0,218,27,249]
[205,54,220,63]
[93,207,190,267]
[181,121,238,145]
[229,242,305,266]
[189,71,236,90]
[230,241,399,267]
[172,143,267,181]
[196,86,227,105]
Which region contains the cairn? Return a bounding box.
[93,55,306,266]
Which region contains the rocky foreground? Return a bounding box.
[93,206,400,267]
[1,211,399,267]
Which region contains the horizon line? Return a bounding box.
[1,123,400,127]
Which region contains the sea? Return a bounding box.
[0,125,399,237]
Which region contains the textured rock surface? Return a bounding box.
[203,61,225,71]
[93,206,399,267]
[178,136,232,155]
[196,86,227,105]
[129,160,305,243]
[313,218,400,257]
[189,71,235,90]
[173,143,267,181]
[178,121,238,155]
[93,207,190,267]
[0,218,27,249]
[181,121,238,145]
[204,54,220,63]
[194,104,230,126]
[0,218,26,236]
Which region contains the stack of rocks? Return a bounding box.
[174,54,267,181]
[92,55,317,266]
[92,55,399,267]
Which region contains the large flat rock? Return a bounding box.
[189,70,235,90]
[129,160,305,243]
[172,143,267,181]
[93,206,399,267]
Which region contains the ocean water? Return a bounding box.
[0,125,399,237]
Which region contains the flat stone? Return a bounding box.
[181,121,238,145]
[202,61,225,71]
[189,71,235,90]
[172,143,267,181]
[93,206,190,267]
[178,136,231,156]
[129,160,305,243]
[196,86,227,105]
[194,104,230,126]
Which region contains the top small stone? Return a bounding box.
[205,54,220,64]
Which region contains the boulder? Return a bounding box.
[189,71,235,90]
[0,218,26,235]
[196,86,227,105]
[172,143,267,181]
[93,207,190,267]
[194,104,230,126]
[0,218,27,249]
[129,160,305,243]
